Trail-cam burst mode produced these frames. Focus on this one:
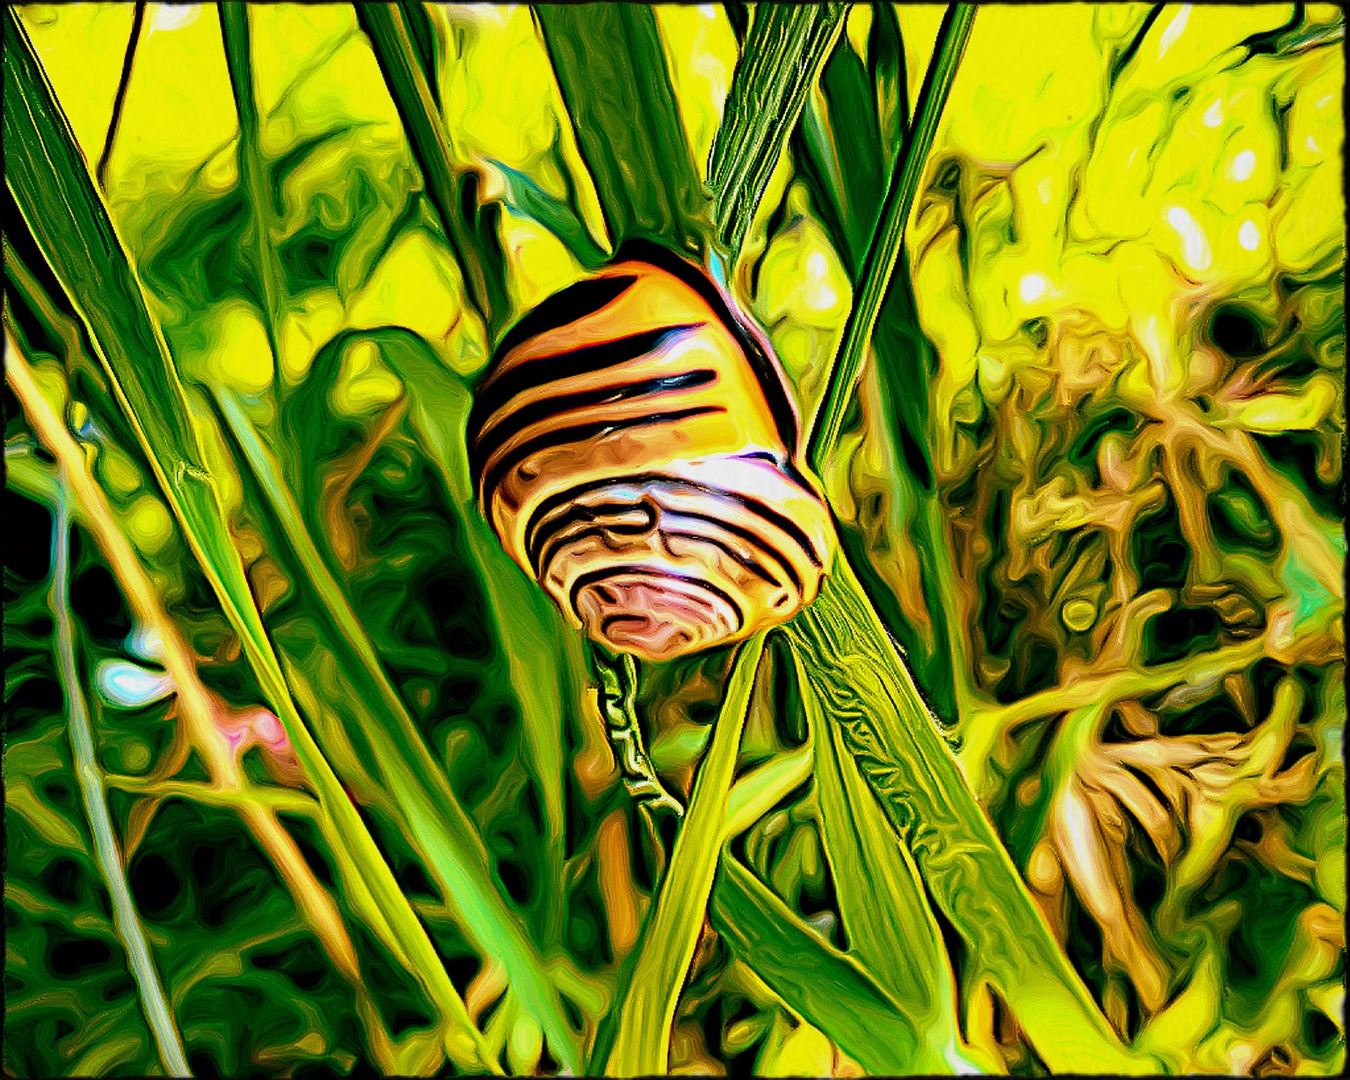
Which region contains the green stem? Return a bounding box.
[708,2,850,257]
[96,0,145,189]
[807,3,975,470]
[599,634,768,1076]
[355,2,506,337]
[49,485,192,1078]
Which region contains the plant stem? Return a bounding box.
[708,3,850,258]
[96,0,145,189]
[599,634,768,1076]
[807,3,975,471]
[39,415,191,1078]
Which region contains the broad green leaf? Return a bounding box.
[707,3,849,257]
[534,3,707,255]
[599,634,768,1076]
[2,12,497,1073]
[785,555,1160,1074]
[709,853,922,1075]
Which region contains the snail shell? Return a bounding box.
[466,241,836,661]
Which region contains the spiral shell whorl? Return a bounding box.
[467,243,836,661]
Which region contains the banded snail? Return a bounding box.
[466,241,837,662]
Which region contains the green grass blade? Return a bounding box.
[355,1,510,337]
[2,13,497,1072]
[797,648,985,1073]
[213,385,580,1074]
[806,3,975,470]
[95,1,145,188]
[489,159,610,270]
[789,3,968,719]
[368,333,574,901]
[45,457,191,1079]
[216,3,286,352]
[394,0,441,104]
[723,744,814,842]
[790,2,904,281]
[779,21,1127,1068]
[599,634,768,1076]
[534,3,707,253]
[786,555,1160,1074]
[709,854,921,1075]
[707,2,849,257]
[214,11,578,1056]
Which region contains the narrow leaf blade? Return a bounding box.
[534,3,707,254]
[710,853,922,1075]
[786,556,1161,1074]
[707,2,850,257]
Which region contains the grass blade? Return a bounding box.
[216,3,286,353]
[707,2,849,257]
[779,13,1145,1068]
[214,10,579,1060]
[36,391,191,1080]
[786,556,1159,1074]
[710,853,921,1075]
[534,3,706,253]
[213,384,580,1073]
[95,0,145,188]
[789,2,968,719]
[798,648,989,1073]
[3,12,497,1072]
[489,159,610,270]
[3,276,369,995]
[599,634,768,1076]
[355,1,509,337]
[367,330,576,907]
[806,3,975,469]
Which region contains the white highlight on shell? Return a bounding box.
[1229,149,1256,182]
[1165,204,1211,271]
[1203,97,1224,128]
[1238,220,1261,251]
[1018,272,1050,304]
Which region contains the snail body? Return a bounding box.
[467,241,836,661]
